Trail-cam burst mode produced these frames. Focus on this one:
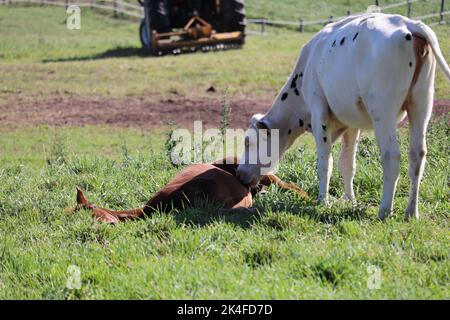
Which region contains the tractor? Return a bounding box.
[138,0,246,55]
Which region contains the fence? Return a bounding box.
[248,0,448,34]
[1,0,448,30]
[1,0,144,19]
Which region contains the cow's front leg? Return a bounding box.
[312,106,333,204]
[373,122,401,220]
[338,128,360,201]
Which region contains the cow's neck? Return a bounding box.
[264,71,312,154]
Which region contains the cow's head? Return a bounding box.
[236,72,311,186]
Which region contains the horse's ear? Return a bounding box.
[76,187,88,205]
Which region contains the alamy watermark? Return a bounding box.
[66,5,81,30]
[66,265,81,290]
[366,5,381,30]
[168,121,280,175]
[367,265,382,290]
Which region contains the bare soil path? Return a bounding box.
[0,94,448,130]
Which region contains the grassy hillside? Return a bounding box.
[0,6,449,98]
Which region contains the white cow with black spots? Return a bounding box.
[236,13,450,220]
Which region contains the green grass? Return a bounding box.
[0,120,448,299]
[0,5,449,98]
[0,5,449,299]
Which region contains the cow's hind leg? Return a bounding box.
[338,128,360,201]
[405,102,432,220]
[365,96,402,220]
[405,60,435,220]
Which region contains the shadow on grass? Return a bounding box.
[173,203,262,229]
[42,46,148,63]
[256,196,374,225]
[42,44,244,63]
[171,195,373,229]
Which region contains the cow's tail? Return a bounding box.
[407,20,450,81]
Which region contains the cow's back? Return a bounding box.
[303,14,417,129]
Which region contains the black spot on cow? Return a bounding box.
[299,119,304,127]
[353,32,359,41]
[308,123,312,129]
[323,137,327,143]
[322,125,327,131]
[409,61,413,67]
[290,74,299,88]
[288,129,292,135]
[332,40,336,47]
[300,72,303,78]
[294,88,300,96]
[281,92,289,101]
[405,34,412,41]
[340,37,346,46]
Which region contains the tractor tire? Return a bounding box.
[139,19,152,51]
[216,0,246,35]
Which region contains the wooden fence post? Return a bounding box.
[328,15,334,24]
[299,19,304,33]
[440,0,446,24]
[407,0,412,18]
[261,18,266,35]
[114,0,118,18]
[347,10,351,16]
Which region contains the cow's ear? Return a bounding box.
[250,113,264,127]
[256,119,271,136]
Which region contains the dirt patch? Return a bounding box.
[430,100,450,119]
[0,94,272,130]
[0,94,448,130]
[399,99,450,127]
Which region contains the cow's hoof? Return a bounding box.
[378,208,392,220]
[343,194,357,204]
[317,195,329,206]
[404,210,419,220]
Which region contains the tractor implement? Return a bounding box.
[139,0,246,55]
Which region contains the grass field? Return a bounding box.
[0,4,449,299]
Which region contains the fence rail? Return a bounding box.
[3,0,144,18]
[248,0,447,34]
[2,0,448,30]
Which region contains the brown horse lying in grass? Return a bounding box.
[73,157,307,224]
